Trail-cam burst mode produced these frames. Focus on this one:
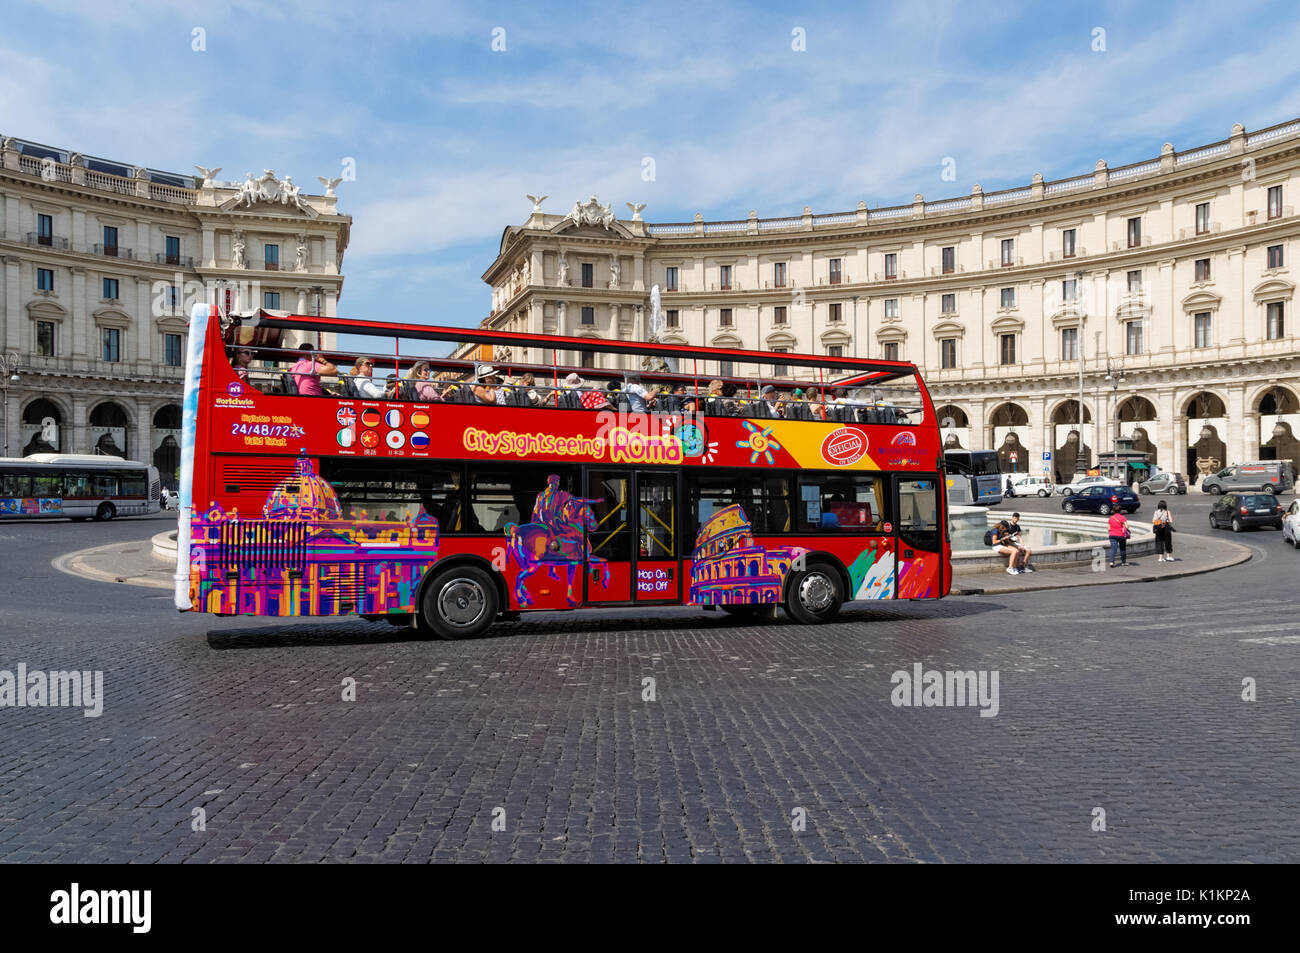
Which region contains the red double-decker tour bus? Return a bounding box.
[174,304,950,638]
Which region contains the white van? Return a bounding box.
[1007,474,1054,497]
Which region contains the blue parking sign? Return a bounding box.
[1043,451,1052,461]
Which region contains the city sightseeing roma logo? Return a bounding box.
[821,428,867,466]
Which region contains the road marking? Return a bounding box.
[1240,635,1300,645]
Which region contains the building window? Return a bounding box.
[36,320,55,357]
[264,291,280,310]
[1127,270,1142,293]
[1125,320,1144,355]
[828,302,842,322]
[581,262,594,288]
[719,264,732,290]
[666,309,679,329]
[167,285,180,310]
[1268,184,1283,220]
[581,306,595,325]
[1267,244,1284,269]
[719,308,733,327]
[103,225,118,256]
[101,327,120,362]
[164,333,183,366]
[1194,312,1212,348]
[166,235,181,266]
[884,253,897,279]
[1195,202,1210,235]
[999,334,1016,365]
[883,342,900,361]
[1000,287,1015,308]
[1000,239,1014,267]
[580,351,595,369]
[1267,302,1285,339]
[102,277,119,300]
[773,305,787,325]
[773,262,786,287]
[1062,229,1076,258]
[940,338,957,369]
[1062,279,1078,302]
[828,344,844,362]
[941,246,955,274]
[1127,217,1142,248]
[36,268,54,291]
[37,213,53,245]
[1061,327,1078,361]
[1194,258,1211,281]
[772,347,789,377]
[264,244,279,270]
[940,293,955,314]
[665,266,678,291]
[884,298,898,319]
[718,360,734,378]
[829,258,842,284]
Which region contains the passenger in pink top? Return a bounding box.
[290,342,336,396]
[1107,510,1129,567]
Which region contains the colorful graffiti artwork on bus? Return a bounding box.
[504,474,609,608]
[188,456,440,616]
[0,498,62,516]
[846,544,940,599]
[688,504,807,605]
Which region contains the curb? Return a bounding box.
[52,542,175,591]
[952,538,1254,595]
[152,530,178,562]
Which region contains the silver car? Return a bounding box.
[1139,471,1186,495]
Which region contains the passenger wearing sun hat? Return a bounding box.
[472,365,505,404]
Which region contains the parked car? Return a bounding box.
[1139,470,1187,495]
[1007,474,1054,497]
[1200,461,1295,495]
[1057,474,1122,496]
[1061,484,1141,515]
[1208,493,1285,532]
[1284,501,1300,547]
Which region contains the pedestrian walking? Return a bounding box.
[1107,510,1130,567]
[1152,500,1175,562]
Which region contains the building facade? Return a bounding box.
[0,136,350,484]
[481,119,1300,481]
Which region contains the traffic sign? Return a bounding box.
[1042,451,1052,461]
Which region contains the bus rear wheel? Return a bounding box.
[419,566,497,640]
[784,563,843,625]
[94,503,116,521]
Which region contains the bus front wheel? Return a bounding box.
[419,566,497,640]
[94,503,116,521]
[784,563,843,625]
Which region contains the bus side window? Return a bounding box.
[798,473,885,532]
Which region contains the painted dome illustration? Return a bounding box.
[263,456,342,520]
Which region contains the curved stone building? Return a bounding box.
[482,119,1300,479]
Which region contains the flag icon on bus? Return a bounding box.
[411,431,430,450]
[385,410,403,428]
[361,409,381,428]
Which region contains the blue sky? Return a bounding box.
[4,0,1300,335]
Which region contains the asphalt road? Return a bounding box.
[0,507,1296,863]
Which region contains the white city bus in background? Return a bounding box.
[943,449,1004,506]
[0,454,160,521]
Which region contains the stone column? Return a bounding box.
[3,195,18,241]
[71,267,88,358]
[71,210,86,254]
[1243,410,1260,462]
[1227,383,1248,465]
[136,278,152,364]
[324,236,338,274]
[137,220,151,262]
[71,392,88,456]
[1173,413,1188,479]
[296,287,309,314]
[202,226,216,268]
[2,388,16,457]
[134,397,151,467]
[1155,387,1176,474]
[2,256,19,351]
[633,253,645,292]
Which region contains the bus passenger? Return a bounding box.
[406,361,455,402]
[623,374,653,413]
[349,357,387,398]
[233,348,259,391]
[471,366,506,405]
[291,342,337,396]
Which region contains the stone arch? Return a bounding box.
[1183,390,1227,418]
[1254,384,1300,472]
[989,402,1031,473]
[88,400,133,458]
[21,397,67,455]
[1117,396,1158,421]
[1184,390,1229,481]
[936,404,970,450]
[1049,399,1092,425]
[1116,396,1159,467]
[1049,399,1093,483]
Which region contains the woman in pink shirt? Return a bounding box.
[1107,510,1129,567]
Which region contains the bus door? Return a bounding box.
[584,470,680,604]
[892,475,943,599]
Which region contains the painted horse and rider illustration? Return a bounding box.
[504,474,610,607]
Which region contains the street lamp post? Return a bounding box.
[1105,358,1126,454]
[1075,271,1086,476]
[0,352,20,457]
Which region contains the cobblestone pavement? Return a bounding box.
[1,513,1296,862]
